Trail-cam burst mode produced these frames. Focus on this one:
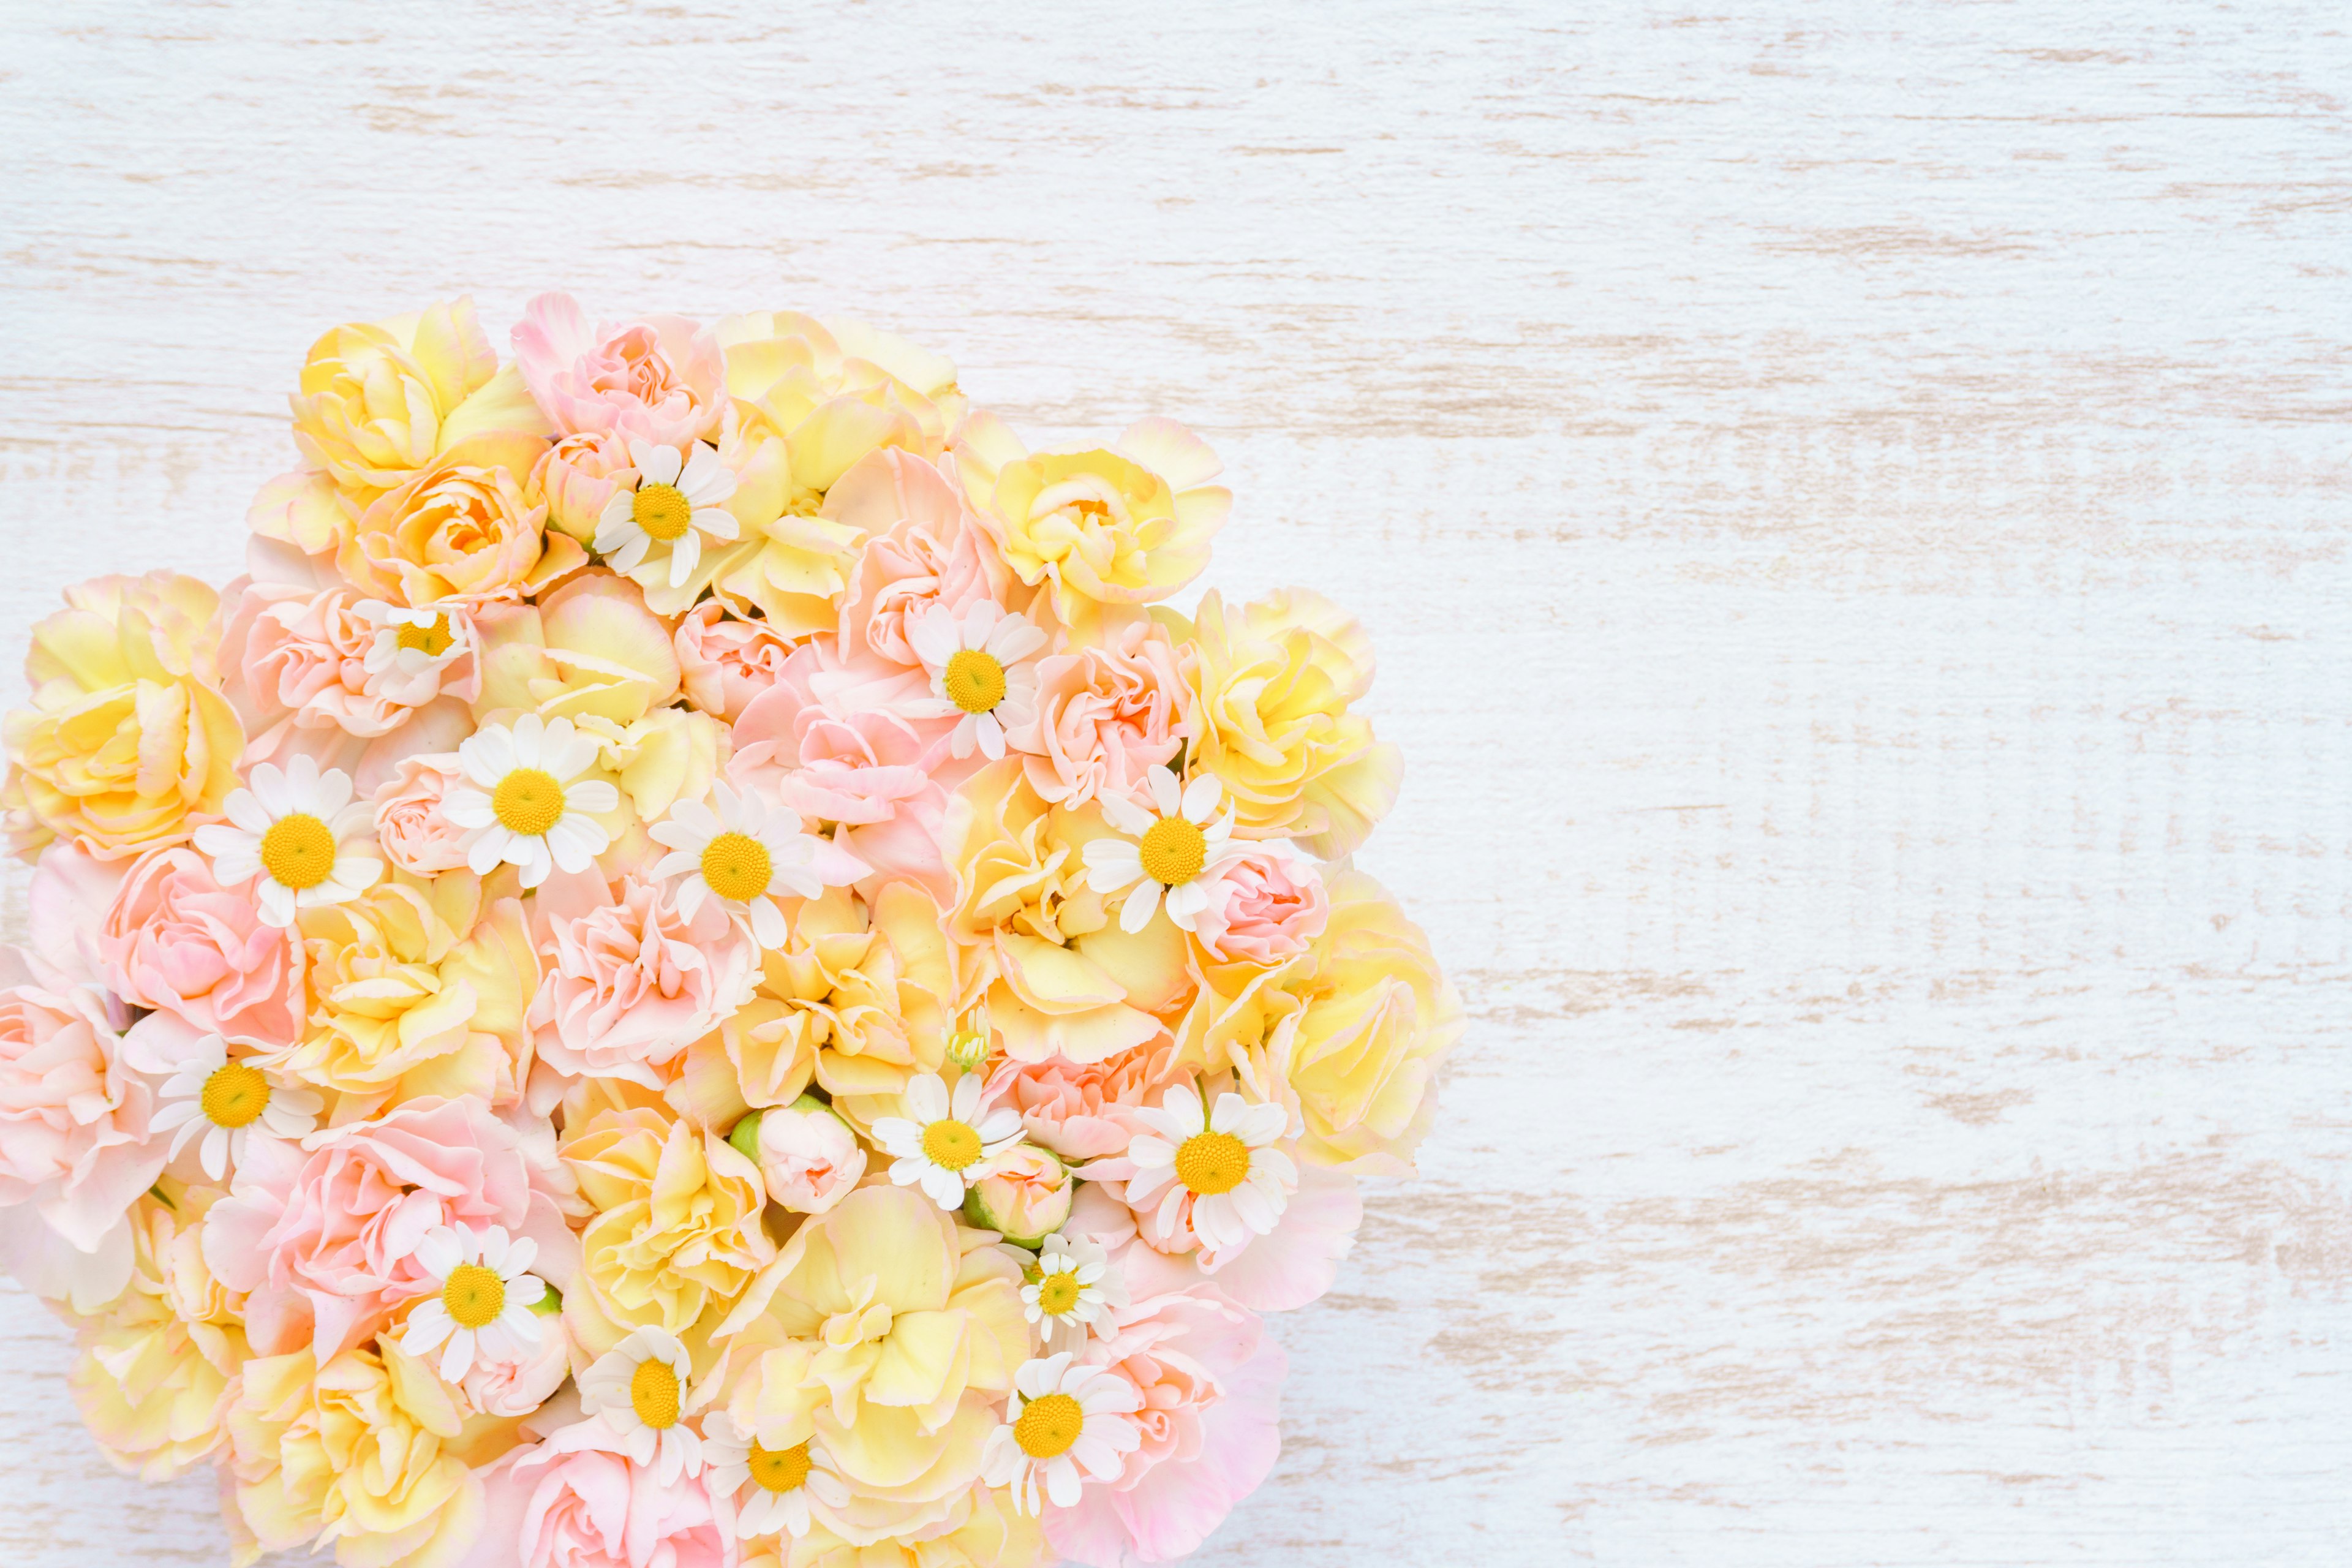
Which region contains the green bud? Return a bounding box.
[726,1112,764,1163]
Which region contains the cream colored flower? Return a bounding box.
[151,1035,321,1181]
[577,1326,706,1484]
[701,1410,851,1540]
[649,780,867,949]
[397,1222,548,1384]
[354,600,477,708]
[444,713,619,888]
[1020,1232,1126,1354]
[908,601,1048,761]
[979,1351,1141,1515]
[870,1071,1024,1210]
[596,438,741,589]
[192,756,382,927]
[1123,1082,1295,1258]
[1082,764,1240,934]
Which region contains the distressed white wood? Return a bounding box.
[4,2,2351,1563]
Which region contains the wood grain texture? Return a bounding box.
[4,2,2350,1562]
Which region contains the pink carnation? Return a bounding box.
[459,1424,730,1568]
[673,600,794,725]
[526,873,759,1099]
[202,1095,571,1360]
[511,292,725,447]
[1190,846,1329,967]
[0,947,159,1257]
[989,1040,1184,1163]
[1047,1288,1287,1567]
[1006,617,1191,810]
[372,752,474,875]
[831,448,1013,668]
[98,846,305,1046]
[220,581,478,761]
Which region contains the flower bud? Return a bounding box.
[753,1095,866,1215]
[962,1144,1073,1248]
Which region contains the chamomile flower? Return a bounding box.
[596,439,739,589]
[578,1327,705,1485]
[192,755,382,927]
[980,1352,1142,1515]
[1022,1232,1128,1353]
[699,1411,851,1541]
[1124,1083,1296,1259]
[149,1034,321,1180]
[1081,764,1240,933]
[908,601,1048,760]
[397,1223,547,1384]
[649,781,868,948]
[442,714,619,889]
[354,600,474,707]
[870,1071,1025,1211]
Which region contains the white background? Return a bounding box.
[4,3,2351,1564]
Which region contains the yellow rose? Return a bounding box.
[70,1186,246,1480]
[954,415,1227,630]
[226,1340,480,1568]
[264,873,538,1115]
[784,1481,1046,1567]
[718,1186,1030,1505]
[942,760,1188,1065]
[686,312,964,630]
[1174,587,1401,857]
[249,297,552,556]
[2,572,243,860]
[561,1104,773,1352]
[338,433,585,608]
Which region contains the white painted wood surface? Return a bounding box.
[4,3,2350,1562]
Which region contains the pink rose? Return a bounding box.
[372,753,473,875]
[1191,846,1329,967]
[0,946,159,1257]
[97,846,305,1046]
[220,581,479,761]
[1046,1288,1286,1568]
[202,1095,572,1360]
[673,601,794,725]
[527,873,759,1097]
[462,1311,573,1419]
[989,1041,1184,1163]
[1006,618,1191,811]
[459,1424,730,1568]
[752,1097,865,1215]
[531,431,639,545]
[511,292,725,448]
[831,448,1014,668]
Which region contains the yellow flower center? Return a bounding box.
[1138,816,1207,886]
[921,1118,984,1172]
[748,1441,813,1494]
[395,614,455,657]
[200,1062,271,1129]
[699,831,773,902]
[1175,1130,1250,1196]
[258,813,338,891]
[633,481,693,541]
[630,1358,682,1430]
[1013,1392,1084,1459]
[441,1262,506,1329]
[1036,1271,1084,1316]
[943,648,1008,714]
[492,768,566,837]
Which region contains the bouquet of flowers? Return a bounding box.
[0,295,1459,1568]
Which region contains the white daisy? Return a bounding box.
[398,1223,547,1383]
[1124,1083,1296,1259]
[907,601,1048,761]
[192,755,382,927]
[649,781,868,948]
[1080,765,1240,934]
[442,714,620,889]
[578,1327,705,1485]
[596,439,739,589]
[870,1071,1025,1210]
[1022,1232,1128,1354]
[354,600,475,707]
[979,1352,1142,1515]
[149,1033,321,1181]
[699,1411,851,1540]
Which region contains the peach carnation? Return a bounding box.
[98,845,304,1046]
[1006,617,1191,812]
[512,292,726,448]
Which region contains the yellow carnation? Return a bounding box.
[954,415,1227,630]
[339,433,585,608]
[783,1481,1046,1568]
[2,571,243,861]
[70,1186,246,1480]
[561,1104,774,1352]
[1175,587,1402,857]
[473,570,681,727]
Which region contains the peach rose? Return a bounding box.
[672,600,793,724]
[527,873,759,1098]
[202,1094,572,1360]
[512,292,726,447]
[1006,617,1190,812]
[99,845,304,1046]
[1191,845,1329,967]
[529,429,638,546]
[831,448,1014,668]
[0,946,160,1260]
[963,1143,1074,1246]
[221,581,480,762]
[339,432,585,608]
[458,1427,730,1568]
[747,1096,866,1215]
[461,1308,571,1420]
[987,1040,1183,1163]
[371,752,473,875]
